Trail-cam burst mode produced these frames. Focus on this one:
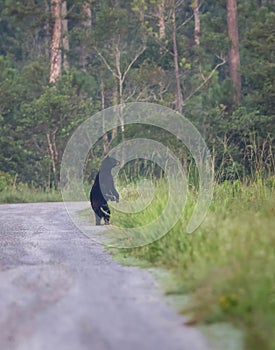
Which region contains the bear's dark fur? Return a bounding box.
[90,156,120,225]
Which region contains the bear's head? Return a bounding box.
[100,155,120,171]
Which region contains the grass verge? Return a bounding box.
[0,187,62,204]
[107,179,275,350]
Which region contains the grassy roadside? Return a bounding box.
[2,178,274,349]
[108,179,275,350]
[0,187,62,204]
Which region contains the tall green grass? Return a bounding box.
[0,186,62,203]
[109,179,275,350]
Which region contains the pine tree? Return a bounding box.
[227,0,241,103]
[49,0,62,83]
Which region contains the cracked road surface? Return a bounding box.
[0,202,210,350]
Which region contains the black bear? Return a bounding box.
[90,156,120,225]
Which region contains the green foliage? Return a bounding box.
[0,170,61,202]
[241,8,275,116]
[0,0,274,187]
[0,171,13,192]
[109,179,275,350]
[0,2,274,347]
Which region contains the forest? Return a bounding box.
[1,1,275,349]
[0,0,274,190]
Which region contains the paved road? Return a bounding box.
[0,202,211,350]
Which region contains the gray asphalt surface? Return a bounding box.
[0,202,211,350]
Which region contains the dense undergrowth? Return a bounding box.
[0,171,62,203]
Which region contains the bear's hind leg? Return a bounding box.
[101,204,111,225]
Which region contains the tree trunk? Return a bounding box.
[62,1,69,70]
[158,0,165,39]
[49,0,62,83]
[256,0,262,9]
[172,0,183,114]
[193,0,200,46]
[80,2,92,71]
[114,41,125,138]
[101,79,110,155]
[44,0,51,59]
[112,84,118,142]
[46,128,58,188]
[226,0,241,104]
